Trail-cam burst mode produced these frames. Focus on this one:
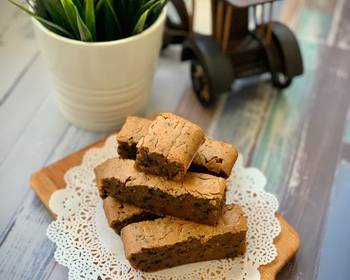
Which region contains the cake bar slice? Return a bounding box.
[117,116,238,178]
[189,138,238,178]
[135,112,205,180]
[95,158,226,225]
[117,116,151,159]
[121,204,247,272]
[103,197,159,234]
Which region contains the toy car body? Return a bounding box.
[165,0,304,106]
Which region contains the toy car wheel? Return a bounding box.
[190,60,216,107]
[272,73,292,89]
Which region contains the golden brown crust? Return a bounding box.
[135,113,205,180]
[190,138,238,178]
[117,116,151,145]
[96,158,226,200]
[104,196,144,222]
[116,117,151,159]
[121,204,247,271]
[117,116,238,178]
[103,197,159,234]
[95,158,226,225]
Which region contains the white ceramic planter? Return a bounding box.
[32,10,166,132]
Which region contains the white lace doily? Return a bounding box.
[47,135,281,280]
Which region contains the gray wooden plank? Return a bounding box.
[0,191,55,280]
[176,86,217,131]
[211,78,274,164]
[0,95,67,237]
[43,263,68,280]
[0,100,104,279]
[317,162,350,280]
[0,89,112,239]
[0,2,39,101]
[277,44,350,280]
[335,0,350,50]
[1,2,103,279]
[0,56,48,164]
[146,46,190,114]
[248,37,321,194]
[296,0,337,45]
[45,125,106,165]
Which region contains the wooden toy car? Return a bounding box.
[165,0,304,107]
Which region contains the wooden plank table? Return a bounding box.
[1,0,350,279]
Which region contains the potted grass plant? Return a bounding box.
[9,0,167,131]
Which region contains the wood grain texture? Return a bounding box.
[317,162,350,280]
[277,43,350,280]
[334,0,350,51]
[0,1,39,102]
[30,137,300,280]
[31,138,106,213]
[1,0,350,279]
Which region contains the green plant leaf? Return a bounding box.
[132,1,164,35]
[132,9,150,35]
[146,0,167,25]
[139,0,160,15]
[104,0,121,34]
[75,6,93,41]
[10,0,167,42]
[60,0,80,37]
[31,0,48,18]
[8,0,74,38]
[125,0,143,26]
[72,0,83,14]
[120,0,127,14]
[96,0,122,40]
[95,0,105,13]
[42,0,71,32]
[84,0,96,40]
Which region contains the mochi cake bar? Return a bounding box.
[117,116,238,178]
[121,204,247,271]
[95,158,226,225]
[103,196,159,234]
[135,112,205,181]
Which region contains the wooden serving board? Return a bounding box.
[30,137,300,280]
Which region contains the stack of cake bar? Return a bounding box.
[94,113,248,272]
